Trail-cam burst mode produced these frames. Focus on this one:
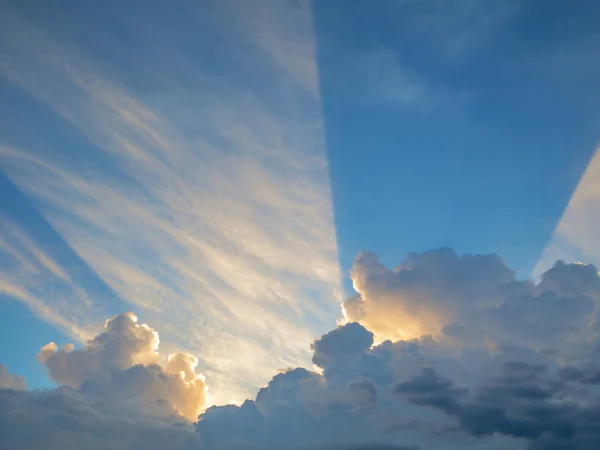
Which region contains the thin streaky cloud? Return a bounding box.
[213,0,322,98]
[0,216,98,342]
[0,1,340,404]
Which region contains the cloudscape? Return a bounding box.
[2,0,600,449]
[4,252,600,449]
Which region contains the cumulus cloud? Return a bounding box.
[196,249,600,449]
[344,249,598,353]
[343,249,519,341]
[0,313,208,449]
[0,364,26,390]
[4,248,600,449]
[37,312,207,421]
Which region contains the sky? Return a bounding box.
[1,0,600,449]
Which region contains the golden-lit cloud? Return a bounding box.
[342,249,519,343]
[37,312,208,421]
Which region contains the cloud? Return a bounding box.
[0,0,340,403]
[212,0,321,98]
[195,249,600,449]
[343,249,599,355]
[0,387,202,450]
[0,215,101,342]
[391,0,519,58]
[343,249,521,342]
[37,312,207,421]
[0,313,206,449]
[534,146,600,279]
[397,361,600,450]
[0,364,26,390]
[4,248,600,448]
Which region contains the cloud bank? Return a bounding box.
[3,248,600,449]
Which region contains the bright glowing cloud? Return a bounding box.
[0,1,340,403]
[38,312,207,421]
[343,249,519,342]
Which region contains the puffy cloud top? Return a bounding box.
[344,249,523,341]
[37,312,207,421]
[344,249,598,353]
[37,312,160,386]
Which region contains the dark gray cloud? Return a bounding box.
[397,361,600,449]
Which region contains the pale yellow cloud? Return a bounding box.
[38,312,208,420]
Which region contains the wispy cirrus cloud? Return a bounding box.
[0,214,101,342]
[0,0,340,404]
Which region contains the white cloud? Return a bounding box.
[38,312,208,421]
[0,1,340,403]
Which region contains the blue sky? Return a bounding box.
[315,0,599,278]
[1,0,600,407]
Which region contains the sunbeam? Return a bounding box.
[533,146,600,279]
